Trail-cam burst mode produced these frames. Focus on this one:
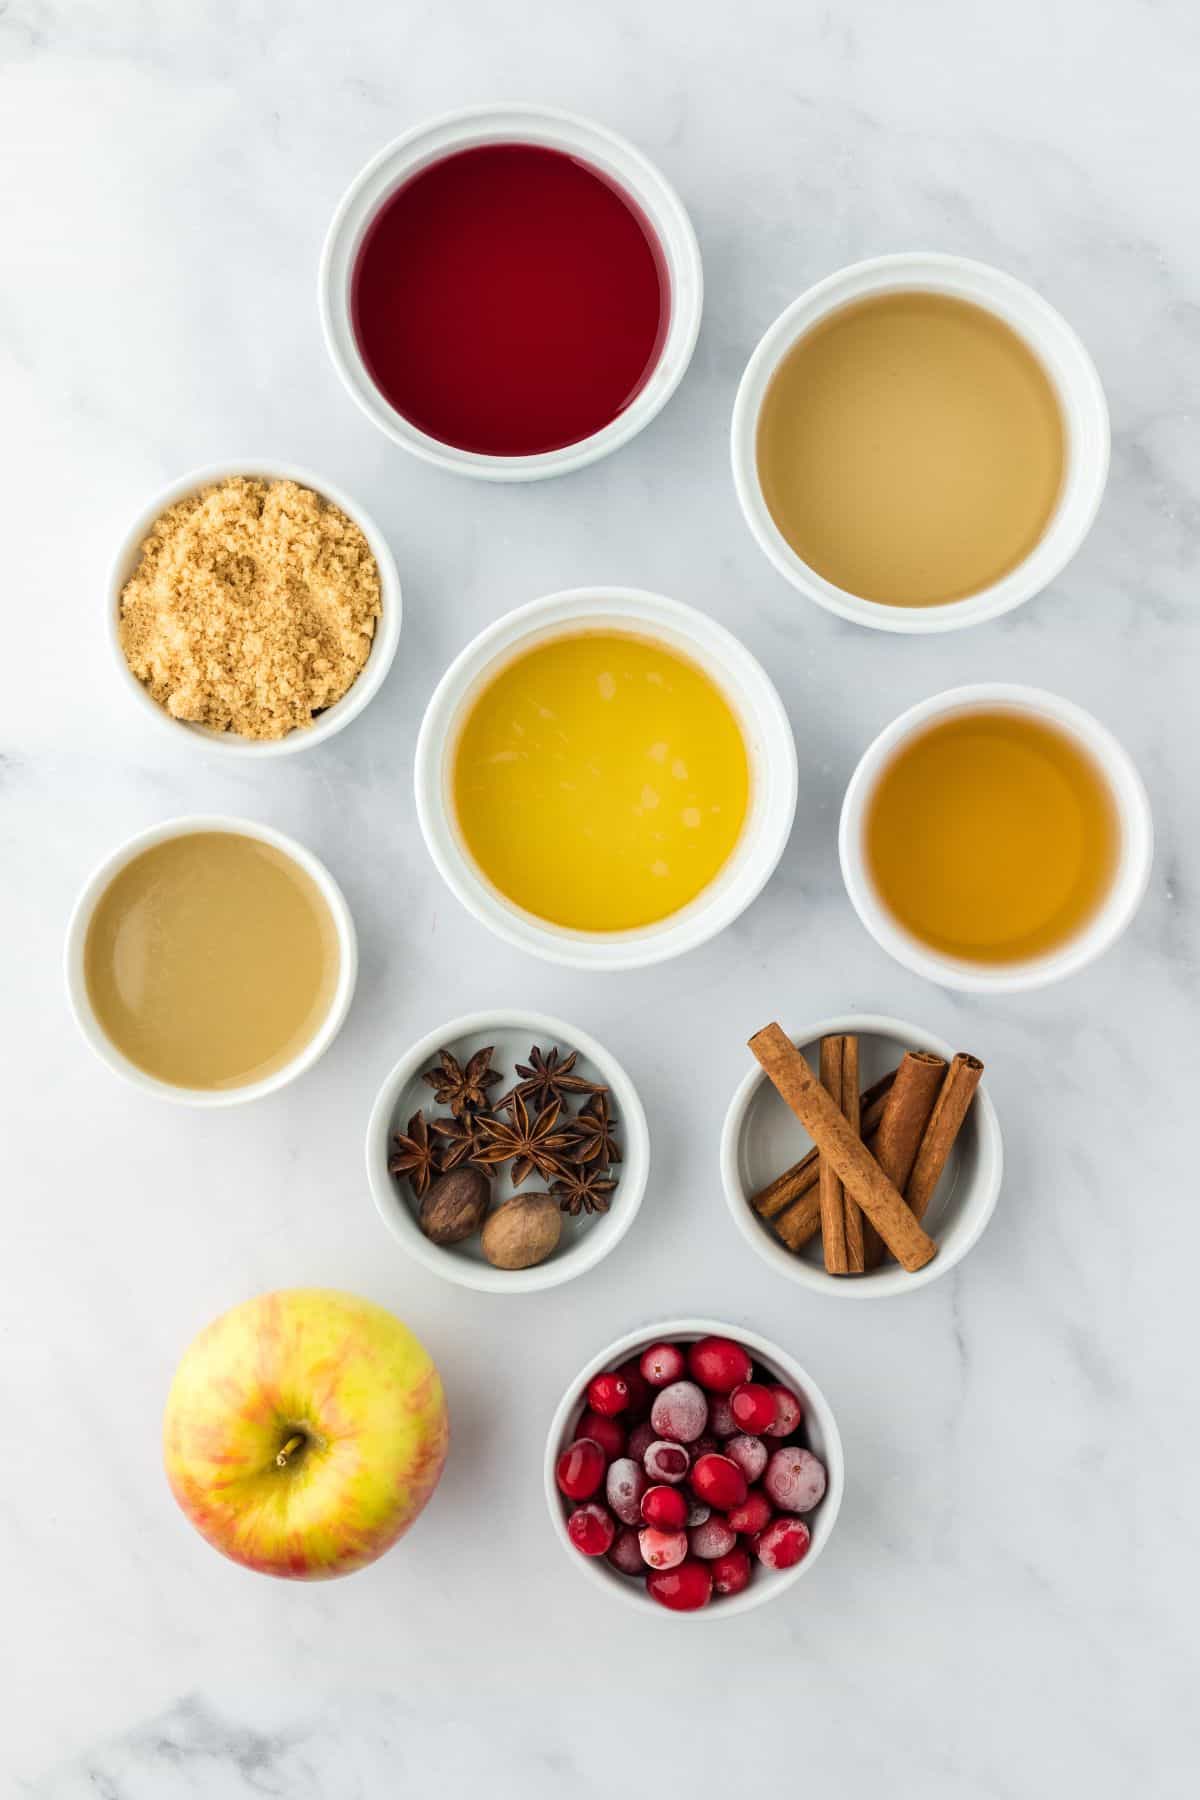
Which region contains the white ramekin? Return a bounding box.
[64,816,358,1105]
[413,587,798,970]
[108,460,402,756]
[721,1013,1003,1298]
[544,1318,844,1617]
[365,1009,649,1295]
[319,104,703,481]
[731,253,1110,633]
[839,685,1153,992]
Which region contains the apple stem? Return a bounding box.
[276,1433,306,1468]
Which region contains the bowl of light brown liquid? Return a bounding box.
[839,685,1153,992]
[731,254,1109,632]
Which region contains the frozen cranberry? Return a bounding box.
[607,1526,645,1576]
[687,1336,753,1394]
[639,1526,688,1570]
[729,1382,777,1435]
[568,1502,615,1556]
[586,1372,631,1417]
[639,1342,686,1386]
[643,1439,690,1484]
[707,1394,737,1437]
[690,1453,747,1510]
[764,1446,827,1513]
[646,1558,713,1611]
[685,1499,711,1527]
[765,1383,804,1437]
[711,1547,752,1596]
[606,1457,647,1526]
[615,1358,652,1416]
[689,1516,737,1559]
[556,1438,605,1501]
[723,1433,768,1483]
[725,1486,773,1536]
[691,1435,721,1461]
[628,1420,656,1463]
[578,1409,625,1462]
[640,1483,688,1530]
[650,1380,708,1443]
[752,1516,811,1570]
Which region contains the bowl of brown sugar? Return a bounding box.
[108,461,402,755]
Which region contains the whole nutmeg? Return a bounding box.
[480,1192,562,1270]
[418,1166,490,1246]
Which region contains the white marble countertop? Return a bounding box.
[5,1,1198,1793]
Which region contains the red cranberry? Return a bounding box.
[568,1502,615,1556]
[711,1547,752,1596]
[607,1526,645,1576]
[725,1486,773,1536]
[752,1516,811,1570]
[605,1457,647,1526]
[690,1453,747,1510]
[764,1446,827,1513]
[586,1372,630,1417]
[723,1433,768,1483]
[639,1342,686,1386]
[765,1383,804,1437]
[729,1382,777,1435]
[643,1439,690,1484]
[615,1358,652,1416]
[646,1558,713,1611]
[707,1394,737,1437]
[627,1420,656,1463]
[689,1516,737,1559]
[555,1438,605,1501]
[650,1380,708,1443]
[687,1336,753,1394]
[641,1484,688,1530]
[578,1409,625,1461]
[639,1526,688,1570]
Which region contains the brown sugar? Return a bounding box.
[118,476,382,740]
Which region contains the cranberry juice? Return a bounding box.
[351,143,670,457]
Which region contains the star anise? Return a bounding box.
[431,1112,496,1178]
[421,1045,503,1118]
[552,1163,618,1217]
[475,1092,575,1188]
[568,1089,621,1167]
[387,1110,440,1198]
[497,1045,602,1115]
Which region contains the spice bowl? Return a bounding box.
[365,1010,649,1293]
[544,1318,844,1616]
[721,1014,1003,1297]
[107,459,402,757]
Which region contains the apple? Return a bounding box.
[163,1288,449,1579]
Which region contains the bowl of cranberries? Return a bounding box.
[545,1319,843,1615]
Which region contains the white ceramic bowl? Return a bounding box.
[731,253,1109,633]
[544,1318,843,1616]
[721,1014,1003,1298]
[840,684,1154,993]
[319,103,703,480]
[414,587,798,970]
[64,816,358,1106]
[366,1010,648,1294]
[108,460,402,756]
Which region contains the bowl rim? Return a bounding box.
[720,1012,1004,1297]
[730,251,1110,634]
[543,1316,844,1616]
[838,684,1155,992]
[364,1008,650,1293]
[412,586,799,970]
[318,102,704,482]
[107,458,403,757]
[63,814,359,1107]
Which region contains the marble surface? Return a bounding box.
[4,1,1199,1792]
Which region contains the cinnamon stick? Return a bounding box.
[747,1024,937,1273]
[862,1049,947,1267]
[817,1036,849,1273]
[752,1070,896,1220]
[906,1053,985,1223]
[841,1037,866,1272]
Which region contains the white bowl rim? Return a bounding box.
[720,1012,1004,1298]
[365,1008,649,1293]
[730,251,1110,634]
[107,458,403,757]
[543,1315,844,1616]
[318,102,704,482]
[412,586,799,971]
[838,684,1154,993]
[63,814,359,1107]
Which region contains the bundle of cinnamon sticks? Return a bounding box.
[747,1023,983,1275]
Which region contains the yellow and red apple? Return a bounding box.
[163,1288,448,1579]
